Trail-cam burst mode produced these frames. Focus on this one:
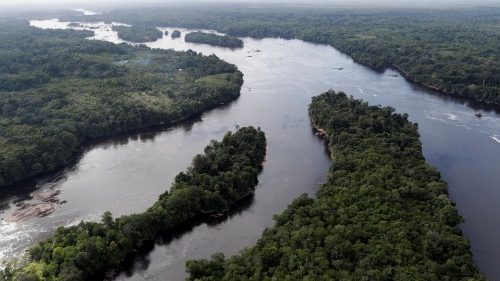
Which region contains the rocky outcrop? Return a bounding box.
[8,203,56,222]
[6,190,61,222]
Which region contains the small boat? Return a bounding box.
[475,112,483,118]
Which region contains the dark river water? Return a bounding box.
[0,17,498,280]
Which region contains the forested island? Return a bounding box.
[185,32,243,48]
[0,127,266,280]
[112,25,162,42]
[171,29,181,38]
[82,6,500,105]
[0,20,243,188]
[186,91,484,280]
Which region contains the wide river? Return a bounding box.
[0,18,499,280]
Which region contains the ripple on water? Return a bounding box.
[0,221,37,262]
[443,113,458,120]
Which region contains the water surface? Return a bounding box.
[0,19,498,280]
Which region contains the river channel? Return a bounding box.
[0,17,498,280]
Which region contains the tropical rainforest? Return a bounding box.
[0,19,243,188]
[112,25,163,42]
[185,32,244,48]
[185,91,484,281]
[0,5,493,281]
[77,5,500,105]
[0,126,266,281]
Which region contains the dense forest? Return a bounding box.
[185,32,243,48]
[78,6,500,105]
[111,25,163,42]
[185,91,484,280]
[171,30,181,38]
[0,19,243,188]
[0,126,266,281]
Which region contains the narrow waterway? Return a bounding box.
[0,18,499,280]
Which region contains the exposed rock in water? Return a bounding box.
[6,190,61,222]
[7,203,56,222]
[32,190,61,202]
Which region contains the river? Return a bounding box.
[0,17,498,280]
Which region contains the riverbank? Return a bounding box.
[186,91,485,280]
[0,21,244,189]
[0,98,242,223]
[390,64,500,111]
[85,6,500,106]
[310,119,338,161]
[6,18,500,280]
[3,127,266,281]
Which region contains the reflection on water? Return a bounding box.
[0,17,498,280]
[118,193,256,278]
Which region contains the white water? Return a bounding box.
[70,9,101,16]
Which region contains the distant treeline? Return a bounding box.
[186,91,484,280]
[112,25,163,42]
[185,31,243,48]
[0,20,243,188]
[79,6,500,105]
[1,127,266,281]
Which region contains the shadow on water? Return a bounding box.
[82,113,206,152]
[106,193,256,280]
[0,113,205,215]
[392,69,500,114]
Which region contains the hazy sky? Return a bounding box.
[0,0,499,9]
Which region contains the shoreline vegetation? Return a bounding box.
[0,126,267,281]
[184,31,243,48]
[0,20,243,189]
[185,91,484,280]
[112,25,162,42]
[80,6,500,105]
